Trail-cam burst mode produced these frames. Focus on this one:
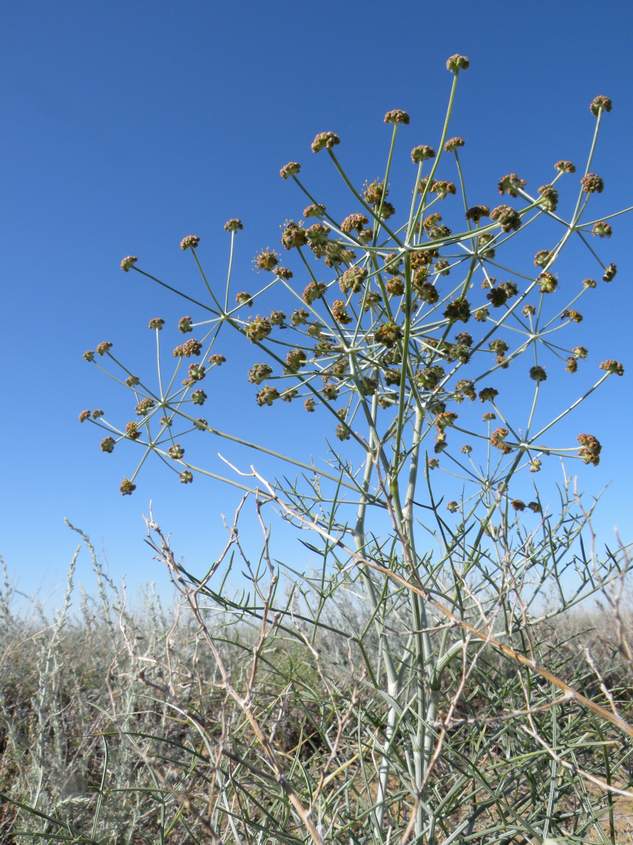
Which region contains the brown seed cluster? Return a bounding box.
[179,234,200,251]
[577,433,601,465]
[311,131,340,153]
[384,109,410,125]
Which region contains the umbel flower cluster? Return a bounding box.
[81,58,625,501]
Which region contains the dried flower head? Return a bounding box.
[538,272,558,293]
[125,422,141,441]
[304,398,315,412]
[538,184,558,212]
[120,479,136,496]
[224,218,243,232]
[592,221,612,238]
[498,173,527,197]
[178,316,193,333]
[303,203,325,218]
[168,444,185,460]
[303,281,327,304]
[444,297,471,323]
[120,255,138,272]
[490,204,521,232]
[590,95,612,116]
[411,145,435,163]
[79,409,91,423]
[148,317,165,330]
[581,172,604,193]
[577,433,602,465]
[279,161,301,179]
[100,437,115,453]
[444,136,465,152]
[256,386,279,406]
[384,109,410,125]
[281,221,307,250]
[191,389,207,405]
[254,249,279,271]
[600,359,624,376]
[179,234,200,251]
[529,365,547,382]
[555,160,576,173]
[245,316,272,342]
[96,341,112,356]
[311,131,340,153]
[331,299,352,324]
[340,266,367,294]
[446,54,470,73]
[465,205,489,223]
[478,387,498,403]
[364,180,388,205]
[179,470,193,484]
[374,321,402,348]
[340,212,368,234]
[83,350,95,362]
[248,363,273,385]
[562,309,583,323]
[603,263,617,282]
[275,266,293,280]
[173,338,202,357]
[236,291,253,308]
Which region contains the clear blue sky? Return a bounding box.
[2,0,632,605]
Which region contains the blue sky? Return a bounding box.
[2,0,632,605]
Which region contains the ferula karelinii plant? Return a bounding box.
[81,61,624,506]
[77,56,633,843]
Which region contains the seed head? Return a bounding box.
[179,234,200,251]
[490,427,511,453]
[135,397,155,416]
[304,398,316,412]
[498,173,527,197]
[120,479,136,496]
[538,272,558,293]
[254,249,279,271]
[276,266,293,280]
[248,363,273,385]
[600,359,624,376]
[511,499,526,511]
[303,203,326,218]
[340,266,367,294]
[603,263,617,282]
[583,278,597,289]
[256,386,279,406]
[374,321,402,348]
[83,350,95,362]
[269,310,286,326]
[566,356,578,373]
[79,409,91,423]
[331,300,352,324]
[168,444,185,460]
[387,277,404,296]
[411,145,435,163]
[126,375,140,387]
[179,471,193,484]
[465,205,489,223]
[577,433,601,465]
[581,172,604,194]
[120,255,138,272]
[592,221,612,238]
[444,297,471,323]
[478,387,498,403]
[446,54,470,73]
[210,354,226,366]
[192,389,207,405]
[444,136,464,152]
[529,365,547,382]
[590,95,612,116]
[224,218,243,232]
[96,341,112,356]
[384,109,410,125]
[490,204,521,232]
[100,437,115,453]
[538,184,558,212]
[148,317,165,330]
[562,309,583,323]
[311,131,340,153]
[179,316,193,333]
[236,291,253,308]
[303,281,327,304]
[245,316,272,342]
[554,160,576,173]
[340,212,368,234]
[173,338,202,357]
[364,180,388,205]
[281,220,307,250]
[279,161,301,179]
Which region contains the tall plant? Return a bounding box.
[79,55,631,843]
